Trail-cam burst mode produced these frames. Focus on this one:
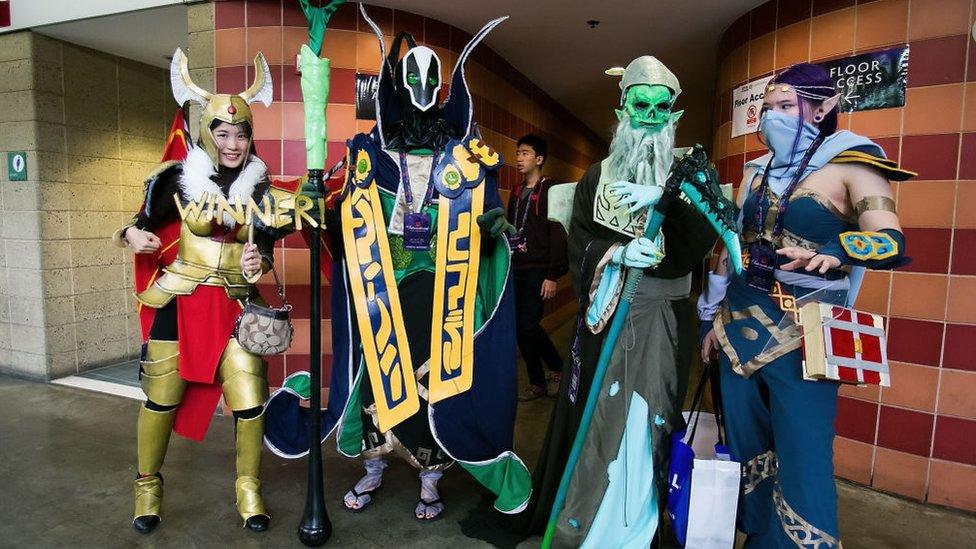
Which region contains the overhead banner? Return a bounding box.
[820,46,909,113]
[731,75,772,138]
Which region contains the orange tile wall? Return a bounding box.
[713,0,976,512]
[205,1,606,395]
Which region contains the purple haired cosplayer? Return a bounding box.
[698,61,917,548]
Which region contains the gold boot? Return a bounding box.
[133,406,175,533]
[133,474,163,533]
[235,411,270,531]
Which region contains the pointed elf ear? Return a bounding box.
[615,108,625,121]
[821,93,841,116]
[670,110,685,123]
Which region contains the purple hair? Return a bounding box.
[770,63,838,162]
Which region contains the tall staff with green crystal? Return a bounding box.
[296,1,343,546]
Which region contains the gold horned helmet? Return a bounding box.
[170,48,273,168]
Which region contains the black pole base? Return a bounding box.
[299,167,330,547]
[298,523,331,547]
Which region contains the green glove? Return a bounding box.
[477,207,516,238]
[300,176,324,201]
[298,175,325,228]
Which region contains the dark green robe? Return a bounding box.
[522,161,717,545]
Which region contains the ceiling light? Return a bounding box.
[605,67,625,76]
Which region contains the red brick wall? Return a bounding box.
[207,1,603,393]
[712,0,976,512]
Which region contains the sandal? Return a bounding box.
[342,485,381,513]
[414,497,445,522]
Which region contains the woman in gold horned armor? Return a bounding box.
[114,48,294,534]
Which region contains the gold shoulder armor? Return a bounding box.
[145,160,181,184]
[464,137,502,168]
[829,150,917,181]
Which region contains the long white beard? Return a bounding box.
[606,115,676,188]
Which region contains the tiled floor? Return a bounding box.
[50,360,144,402]
[77,360,140,388]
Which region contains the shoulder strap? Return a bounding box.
[708,357,726,446]
[247,224,290,308]
[687,357,728,446]
[686,360,713,444]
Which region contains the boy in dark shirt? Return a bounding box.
[506,134,569,401]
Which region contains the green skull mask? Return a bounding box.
[616,84,676,134]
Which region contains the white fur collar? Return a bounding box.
[179,147,267,225]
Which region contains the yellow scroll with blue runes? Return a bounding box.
[428,139,495,404]
[341,146,420,432]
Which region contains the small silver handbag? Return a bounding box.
[234,265,293,355]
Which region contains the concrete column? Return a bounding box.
[0,31,172,380]
[1,31,54,378]
[186,1,214,143]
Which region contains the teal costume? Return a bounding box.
[713,125,914,547]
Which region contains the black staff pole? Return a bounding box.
[298,167,331,547]
[296,3,343,544]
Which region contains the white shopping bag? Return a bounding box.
[684,457,740,549]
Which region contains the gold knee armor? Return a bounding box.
[140,340,185,407]
[235,411,268,523]
[217,338,268,411]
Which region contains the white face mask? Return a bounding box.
[759,110,820,167]
[400,46,442,112]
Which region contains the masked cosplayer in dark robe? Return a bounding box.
[114,49,296,534]
[263,6,531,522]
[521,57,727,547]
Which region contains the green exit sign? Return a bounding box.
[7,151,27,181]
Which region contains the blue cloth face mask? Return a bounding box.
[759,109,820,169]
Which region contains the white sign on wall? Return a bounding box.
[731,75,773,138]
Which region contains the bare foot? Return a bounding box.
[415,498,444,521]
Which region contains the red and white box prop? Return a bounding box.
[799,302,890,387]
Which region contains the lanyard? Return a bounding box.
[514,178,543,234]
[751,135,824,240]
[398,148,440,212]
